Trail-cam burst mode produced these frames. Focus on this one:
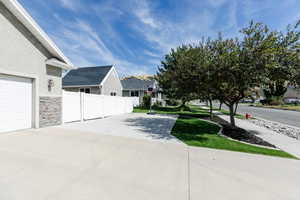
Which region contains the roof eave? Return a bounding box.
[2,0,73,66]
[46,58,76,70]
[62,85,100,88]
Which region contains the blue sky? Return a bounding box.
[19,0,300,76]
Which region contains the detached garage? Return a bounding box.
[0,0,74,133]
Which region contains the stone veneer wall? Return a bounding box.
[39,97,62,127]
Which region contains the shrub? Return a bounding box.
[153,101,162,107]
[260,99,271,105]
[260,98,283,105]
[142,95,151,109]
[269,99,282,105]
[166,99,179,106]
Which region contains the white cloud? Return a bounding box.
[57,0,82,11]
[33,0,243,75]
[54,19,150,75]
[144,49,161,58]
[207,0,227,8]
[130,1,219,54]
[133,0,160,29]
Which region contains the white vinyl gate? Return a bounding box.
[62,91,133,123]
[62,91,81,123]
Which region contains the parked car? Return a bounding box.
[283,98,300,104]
[240,98,254,103]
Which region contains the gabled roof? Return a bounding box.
[63,66,113,87]
[1,0,74,69]
[121,77,155,90]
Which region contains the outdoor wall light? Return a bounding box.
[48,79,54,91]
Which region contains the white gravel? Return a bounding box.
[249,118,300,140]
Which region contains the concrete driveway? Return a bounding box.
[0,113,300,200]
[60,113,181,144]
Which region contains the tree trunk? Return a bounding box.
[229,104,236,127]
[179,101,186,111]
[218,101,223,110]
[208,98,213,120]
[234,102,239,115]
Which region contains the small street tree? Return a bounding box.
[156,46,198,110]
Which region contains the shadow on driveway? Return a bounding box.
[123,115,179,141]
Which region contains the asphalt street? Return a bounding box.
[217,103,300,128]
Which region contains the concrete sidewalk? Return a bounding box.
[219,115,300,158]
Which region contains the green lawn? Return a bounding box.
[134,104,246,119]
[171,116,297,159]
[218,109,246,119]
[133,105,210,118]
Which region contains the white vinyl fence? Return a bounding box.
[130,97,140,107]
[63,91,133,123]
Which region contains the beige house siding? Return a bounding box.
[284,88,300,98]
[101,69,122,96]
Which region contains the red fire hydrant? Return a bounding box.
[245,113,251,120]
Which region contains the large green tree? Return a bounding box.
[262,22,300,103]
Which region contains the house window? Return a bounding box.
[80,88,91,93]
[130,91,139,97]
[85,88,90,93]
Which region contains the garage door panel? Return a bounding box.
[0,74,32,133]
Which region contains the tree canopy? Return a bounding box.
[156,21,300,126]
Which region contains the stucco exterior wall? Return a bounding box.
[101,69,122,96]
[91,87,101,94]
[0,3,62,96]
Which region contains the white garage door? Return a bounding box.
[0,74,33,133]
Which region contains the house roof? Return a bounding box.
[1,0,74,69]
[63,66,113,87]
[121,77,155,91]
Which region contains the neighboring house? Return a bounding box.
[0,0,74,133]
[283,86,300,103]
[284,86,300,98]
[121,76,165,105]
[63,65,123,96]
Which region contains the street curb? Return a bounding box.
[248,116,300,140]
[250,116,300,131]
[251,105,300,113]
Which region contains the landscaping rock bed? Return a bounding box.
[248,118,300,140]
[201,116,276,148]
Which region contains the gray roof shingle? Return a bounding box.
[63,66,113,86]
[121,78,155,90]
